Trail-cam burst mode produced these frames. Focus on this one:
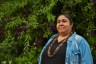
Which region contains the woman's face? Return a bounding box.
[56,15,73,34]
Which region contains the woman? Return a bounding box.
[38,13,93,64]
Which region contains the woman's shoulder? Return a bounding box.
[75,33,86,42]
[75,34,84,40]
[50,33,58,39]
[74,33,89,46]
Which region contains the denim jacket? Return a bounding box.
[38,32,93,64]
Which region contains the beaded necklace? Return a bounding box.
[47,36,68,58]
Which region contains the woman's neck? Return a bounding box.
[57,31,72,42]
[59,31,71,37]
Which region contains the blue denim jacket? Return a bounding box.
[38,32,93,64]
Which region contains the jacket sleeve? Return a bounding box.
[38,34,58,64]
[79,38,93,64]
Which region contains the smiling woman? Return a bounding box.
[56,14,73,36]
[38,13,93,64]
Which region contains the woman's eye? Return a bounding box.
[62,20,67,22]
[57,20,60,23]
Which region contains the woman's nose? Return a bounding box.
[59,21,63,25]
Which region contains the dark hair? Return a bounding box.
[55,13,73,24]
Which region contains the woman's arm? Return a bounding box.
[79,39,93,64]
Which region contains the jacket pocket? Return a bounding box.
[70,50,80,64]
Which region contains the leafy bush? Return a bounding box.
[0,0,96,64]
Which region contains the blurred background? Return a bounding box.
[0,0,96,64]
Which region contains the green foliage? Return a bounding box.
[15,46,42,64]
[0,0,96,64]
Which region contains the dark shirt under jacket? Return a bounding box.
[41,39,67,64]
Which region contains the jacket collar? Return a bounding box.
[67,32,76,42]
[51,32,76,42]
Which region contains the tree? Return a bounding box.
[0,0,96,64]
